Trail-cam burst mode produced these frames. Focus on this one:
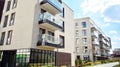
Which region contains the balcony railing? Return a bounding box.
[91,32,98,38]
[92,41,99,45]
[39,12,63,30]
[100,38,106,44]
[37,34,62,48]
[49,0,62,10]
[40,0,62,15]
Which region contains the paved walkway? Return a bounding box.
[93,62,119,67]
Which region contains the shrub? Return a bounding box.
[94,61,101,65]
[86,62,93,65]
[75,59,82,67]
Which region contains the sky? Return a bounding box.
[63,0,120,53]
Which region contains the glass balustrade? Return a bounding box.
[40,12,63,28]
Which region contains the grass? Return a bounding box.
[113,64,120,67]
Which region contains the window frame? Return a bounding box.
[0,32,6,45]
[12,0,17,9]
[6,30,13,45]
[3,15,8,28]
[9,12,15,26]
[82,22,87,28]
[6,0,11,11]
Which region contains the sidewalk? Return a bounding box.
[92,62,119,67]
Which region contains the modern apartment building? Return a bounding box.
[74,17,111,61]
[0,0,75,67]
[113,48,120,57]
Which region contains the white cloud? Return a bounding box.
[80,0,120,23]
[102,23,110,27]
[80,0,106,15]
[109,30,118,35]
[81,0,120,14]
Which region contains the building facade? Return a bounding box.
[113,48,120,57]
[74,17,111,61]
[0,0,75,67]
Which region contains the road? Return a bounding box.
[93,62,119,67]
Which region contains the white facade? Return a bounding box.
[0,0,75,66]
[74,17,111,61]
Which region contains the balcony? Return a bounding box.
[91,33,97,38]
[92,41,99,45]
[91,26,97,31]
[100,38,106,44]
[40,0,62,15]
[37,34,62,48]
[39,12,63,31]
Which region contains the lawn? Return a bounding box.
[113,64,120,67]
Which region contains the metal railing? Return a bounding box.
[40,12,63,28]
[48,0,62,11]
[38,34,60,45]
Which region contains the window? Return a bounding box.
[0,32,5,45]
[75,22,78,27]
[83,38,87,44]
[60,8,64,17]
[12,0,17,9]
[82,22,87,28]
[84,46,88,53]
[62,21,64,32]
[83,55,89,60]
[9,13,15,26]
[60,35,64,48]
[39,28,45,34]
[82,30,87,36]
[0,51,3,61]
[76,47,80,53]
[76,38,79,45]
[48,31,54,42]
[3,15,8,28]
[48,31,54,36]
[76,30,79,37]
[6,30,13,45]
[6,1,11,11]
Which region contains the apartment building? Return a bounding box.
[0,0,75,67]
[74,17,111,61]
[113,48,120,57]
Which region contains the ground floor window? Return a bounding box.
[16,48,56,67]
[0,51,3,61]
[83,55,89,60]
[0,48,71,67]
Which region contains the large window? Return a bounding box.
[6,1,11,11]
[82,22,87,28]
[0,32,5,45]
[6,30,13,45]
[9,13,15,26]
[82,29,87,36]
[29,49,56,67]
[84,46,88,53]
[12,0,17,9]
[3,15,8,28]
[60,35,64,48]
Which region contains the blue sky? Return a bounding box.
[63,0,120,53]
